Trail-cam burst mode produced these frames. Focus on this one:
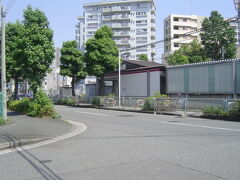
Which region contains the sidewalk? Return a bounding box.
[0,111,72,150]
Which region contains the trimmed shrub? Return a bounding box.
[229,100,240,117]
[92,96,101,107]
[142,97,155,111]
[154,92,169,98]
[203,106,229,117]
[8,90,57,118]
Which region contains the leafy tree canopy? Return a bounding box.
[200,11,236,60]
[84,26,119,77]
[139,54,148,61]
[168,39,208,65]
[60,40,86,96]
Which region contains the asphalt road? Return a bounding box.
[0,105,240,180]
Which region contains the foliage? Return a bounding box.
[20,5,54,94]
[0,118,6,125]
[139,54,148,61]
[84,26,119,95]
[92,96,101,107]
[229,100,240,117]
[6,21,26,99]
[202,106,229,117]
[142,97,155,111]
[154,92,169,98]
[8,90,57,118]
[200,11,236,60]
[60,41,86,96]
[8,98,30,114]
[168,40,208,65]
[56,98,75,106]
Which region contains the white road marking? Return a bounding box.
[75,111,111,117]
[157,121,240,132]
[0,120,87,155]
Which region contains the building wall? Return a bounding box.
[121,72,148,96]
[76,0,156,61]
[162,14,205,64]
[167,59,240,96]
[150,71,160,96]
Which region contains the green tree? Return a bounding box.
[21,6,54,95]
[60,40,86,96]
[84,26,119,96]
[168,53,189,65]
[139,54,148,61]
[6,21,25,99]
[167,39,207,65]
[200,11,236,60]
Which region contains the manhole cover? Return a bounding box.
[119,115,134,117]
[39,160,52,164]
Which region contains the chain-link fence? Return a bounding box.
[51,95,239,113]
[101,97,239,112]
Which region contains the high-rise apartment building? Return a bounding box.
[75,0,156,61]
[162,14,205,64]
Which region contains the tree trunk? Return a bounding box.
[71,76,75,96]
[98,75,105,96]
[14,78,19,100]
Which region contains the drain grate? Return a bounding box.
[39,160,52,164]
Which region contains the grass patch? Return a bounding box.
[0,118,6,125]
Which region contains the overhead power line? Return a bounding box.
[120,17,236,53]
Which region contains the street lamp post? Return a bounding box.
[118,51,121,107]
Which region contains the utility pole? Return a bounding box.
[1,1,7,120]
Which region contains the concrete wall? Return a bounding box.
[167,60,240,96]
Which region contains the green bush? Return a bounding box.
[56,97,74,106]
[229,100,240,117]
[154,92,169,98]
[8,90,57,118]
[142,97,155,111]
[203,106,229,117]
[28,90,55,117]
[0,118,6,125]
[92,96,101,107]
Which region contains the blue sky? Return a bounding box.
[4,0,237,61]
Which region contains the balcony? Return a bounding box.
[113,31,130,37]
[103,15,130,21]
[103,6,130,13]
[111,23,130,29]
[115,39,130,45]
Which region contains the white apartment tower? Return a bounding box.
[162,14,205,64]
[75,0,156,61]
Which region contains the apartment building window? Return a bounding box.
[174,26,179,30]
[136,12,146,16]
[87,15,97,19]
[88,31,95,35]
[174,34,179,39]
[174,43,179,47]
[87,23,98,27]
[136,28,147,33]
[182,18,187,22]
[136,37,147,41]
[173,17,179,21]
[136,20,147,24]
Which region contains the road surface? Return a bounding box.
[0,105,240,180]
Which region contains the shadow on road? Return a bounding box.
[2,134,63,180]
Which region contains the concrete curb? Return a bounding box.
[97,107,202,118]
[0,120,87,155]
